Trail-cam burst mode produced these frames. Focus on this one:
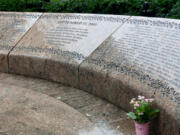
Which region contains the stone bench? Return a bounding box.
[0,12,179,135]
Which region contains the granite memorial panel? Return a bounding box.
[0,12,41,72]
[9,13,129,87]
[79,16,180,135]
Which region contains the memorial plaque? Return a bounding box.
[79,16,180,135]
[9,13,129,87]
[0,12,41,72]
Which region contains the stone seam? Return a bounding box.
[7,13,44,73]
[77,16,132,89]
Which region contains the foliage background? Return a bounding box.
[0,0,180,19]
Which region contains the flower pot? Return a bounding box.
[134,121,150,135]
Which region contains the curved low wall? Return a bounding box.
[0,12,179,135]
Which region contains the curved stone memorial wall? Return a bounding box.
[0,12,179,135]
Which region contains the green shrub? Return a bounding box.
[0,0,40,12]
[168,1,180,19]
[0,0,179,19]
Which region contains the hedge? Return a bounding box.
[0,0,180,19]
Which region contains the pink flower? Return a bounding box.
[138,95,145,100]
[149,98,154,102]
[130,98,136,104]
[134,102,139,107]
[145,99,149,102]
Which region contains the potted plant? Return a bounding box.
[127,96,159,135]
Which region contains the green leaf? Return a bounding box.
[148,109,160,118]
[127,112,137,120]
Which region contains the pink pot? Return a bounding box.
[134,121,150,135]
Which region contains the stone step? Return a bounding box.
[0,73,136,135]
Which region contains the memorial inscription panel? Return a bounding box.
[9,13,129,86]
[80,16,180,105]
[112,20,180,91]
[0,12,41,72]
[11,13,129,62]
[112,17,180,101]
